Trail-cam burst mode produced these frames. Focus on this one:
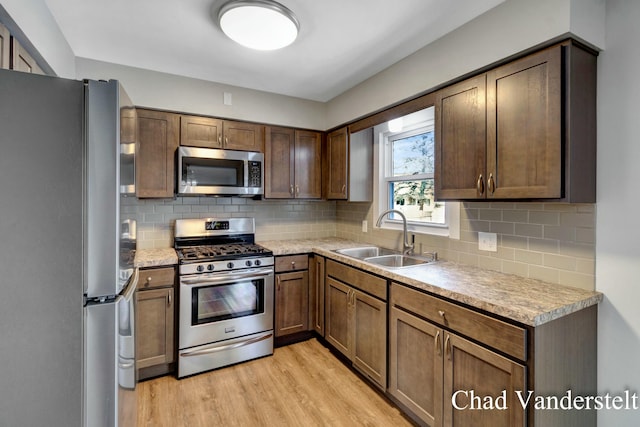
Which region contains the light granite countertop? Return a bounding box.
[133,238,602,327]
[134,248,178,268]
[258,238,602,327]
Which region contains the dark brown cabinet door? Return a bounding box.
[389,306,443,426]
[180,115,222,148]
[265,126,295,198]
[136,109,179,198]
[309,255,325,336]
[435,74,487,200]
[325,276,351,357]
[136,287,175,370]
[352,288,387,389]
[487,46,562,199]
[443,332,526,427]
[275,270,309,337]
[294,130,322,199]
[223,120,264,152]
[325,127,348,199]
[0,23,9,70]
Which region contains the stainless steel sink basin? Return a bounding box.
[335,246,436,269]
[334,246,397,259]
[364,254,433,269]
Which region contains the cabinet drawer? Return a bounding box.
[326,260,387,301]
[139,267,175,290]
[390,283,526,361]
[275,255,308,272]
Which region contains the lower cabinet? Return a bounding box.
[325,260,387,389]
[309,254,325,336]
[136,266,176,380]
[275,255,309,340]
[389,305,526,427]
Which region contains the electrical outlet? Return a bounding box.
[478,232,498,252]
[362,220,368,233]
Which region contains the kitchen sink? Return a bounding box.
[364,254,433,269]
[334,246,436,269]
[334,246,397,259]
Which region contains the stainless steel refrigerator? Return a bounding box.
[0,69,138,427]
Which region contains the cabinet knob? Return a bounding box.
[145,277,152,287]
[438,310,448,324]
[291,261,296,269]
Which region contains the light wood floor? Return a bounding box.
[137,338,414,426]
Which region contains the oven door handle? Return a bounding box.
[180,267,274,285]
[180,332,273,357]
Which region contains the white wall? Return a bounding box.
[76,58,327,130]
[0,0,75,77]
[326,0,606,129]
[596,0,640,425]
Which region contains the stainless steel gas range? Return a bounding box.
[174,217,274,378]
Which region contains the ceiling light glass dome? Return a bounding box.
[218,0,300,51]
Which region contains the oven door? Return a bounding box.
[179,267,274,349]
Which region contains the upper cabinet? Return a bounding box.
[136,109,180,198]
[0,22,44,74]
[264,126,322,199]
[0,23,9,70]
[324,127,373,201]
[325,128,348,199]
[435,41,596,202]
[180,115,264,152]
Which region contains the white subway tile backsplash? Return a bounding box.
[336,201,595,290]
[133,195,596,291]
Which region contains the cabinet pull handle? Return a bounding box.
[295,185,299,196]
[225,136,229,146]
[167,293,172,307]
[218,135,222,146]
[476,174,485,195]
[488,173,496,195]
[445,335,451,360]
[341,184,346,195]
[438,310,447,324]
[290,185,294,195]
[435,330,442,356]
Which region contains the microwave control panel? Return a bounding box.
[248,161,262,187]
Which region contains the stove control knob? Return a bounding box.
[245,260,253,267]
[196,265,204,272]
[227,262,234,269]
[254,259,262,266]
[207,264,214,271]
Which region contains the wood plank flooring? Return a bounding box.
[137,338,414,426]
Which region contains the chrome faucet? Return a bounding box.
[376,209,414,255]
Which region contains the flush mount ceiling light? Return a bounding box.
[218,0,300,51]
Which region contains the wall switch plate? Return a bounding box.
[223,92,232,105]
[362,220,368,233]
[478,232,498,252]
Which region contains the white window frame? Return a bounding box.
[372,117,460,239]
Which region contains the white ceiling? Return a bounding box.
[44,0,505,102]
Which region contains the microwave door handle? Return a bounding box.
[180,268,274,285]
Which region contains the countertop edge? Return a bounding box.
[259,238,602,327]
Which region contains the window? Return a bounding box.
[374,106,459,238]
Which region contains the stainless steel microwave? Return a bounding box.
[177,146,264,197]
